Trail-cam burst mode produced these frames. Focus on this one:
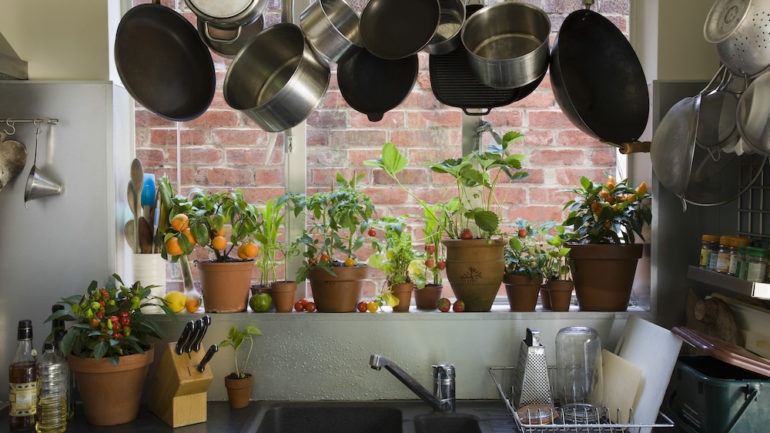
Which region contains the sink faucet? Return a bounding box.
[369,353,455,413]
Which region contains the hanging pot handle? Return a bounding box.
[462,107,491,116]
[204,22,242,44]
[281,0,294,24]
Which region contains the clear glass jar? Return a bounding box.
[715,236,733,273]
[730,238,750,276]
[743,247,768,283]
[700,234,720,268]
[554,327,603,408]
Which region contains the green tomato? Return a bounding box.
[91,302,101,311]
[108,300,116,306]
[85,309,94,319]
[249,293,272,313]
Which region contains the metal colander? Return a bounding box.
[704,0,770,77]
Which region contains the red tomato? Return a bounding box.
[294,301,305,312]
[426,258,435,268]
[437,298,451,312]
[299,297,310,306]
[305,302,317,313]
[320,254,330,263]
[357,301,368,312]
[452,300,466,312]
[460,228,473,240]
[368,228,377,237]
[518,228,528,238]
[437,261,446,270]
[425,245,436,254]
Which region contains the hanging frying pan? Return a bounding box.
[337,48,418,122]
[550,0,649,154]
[115,1,215,121]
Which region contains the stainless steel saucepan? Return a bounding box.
[300,0,362,63]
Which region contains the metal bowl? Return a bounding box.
[703,0,770,77]
[461,1,550,89]
[425,0,466,55]
[300,0,363,63]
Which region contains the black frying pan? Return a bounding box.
[115,3,215,122]
[550,8,649,149]
[360,0,440,60]
[337,49,418,122]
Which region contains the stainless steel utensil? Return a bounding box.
[512,328,552,409]
[704,0,770,77]
[695,66,740,152]
[425,0,465,55]
[185,0,268,38]
[0,130,26,191]
[23,122,63,203]
[197,15,264,58]
[175,320,195,355]
[197,344,218,373]
[300,0,362,63]
[737,69,770,156]
[461,1,550,89]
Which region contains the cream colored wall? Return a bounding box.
[1,0,110,80]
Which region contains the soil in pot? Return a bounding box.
[442,239,505,312]
[503,274,541,312]
[269,281,297,313]
[67,349,154,426]
[390,282,414,312]
[308,265,369,312]
[568,243,643,311]
[225,373,254,409]
[414,284,443,310]
[545,279,574,312]
[199,260,254,313]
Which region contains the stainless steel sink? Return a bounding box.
[254,405,403,433]
[414,413,483,433]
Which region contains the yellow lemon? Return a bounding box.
[164,291,186,313]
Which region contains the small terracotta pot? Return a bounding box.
[568,243,643,311]
[414,284,443,310]
[308,265,369,312]
[67,349,154,426]
[198,260,254,313]
[442,239,505,312]
[225,373,254,409]
[390,282,414,312]
[539,285,552,310]
[545,279,574,312]
[503,274,541,311]
[270,281,297,313]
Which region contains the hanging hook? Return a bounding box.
[4,120,16,136]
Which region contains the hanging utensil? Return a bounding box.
[299,0,363,63]
[0,128,27,191]
[695,65,741,154]
[24,122,63,203]
[197,15,264,58]
[425,0,465,55]
[736,68,770,156]
[186,0,268,58]
[359,0,440,60]
[703,0,770,77]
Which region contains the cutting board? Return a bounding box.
[601,349,642,424]
[614,316,682,433]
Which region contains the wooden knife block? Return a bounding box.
[148,342,213,428]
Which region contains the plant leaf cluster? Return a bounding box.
[219,325,262,378]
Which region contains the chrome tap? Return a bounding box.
[369,353,455,413]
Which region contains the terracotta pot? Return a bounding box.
[539,285,551,310]
[67,349,154,426]
[390,282,414,312]
[198,260,254,313]
[225,373,253,409]
[545,279,574,312]
[414,284,443,310]
[442,239,505,312]
[568,243,643,311]
[503,273,541,312]
[270,281,297,313]
[308,265,369,312]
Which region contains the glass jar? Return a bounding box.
[715,236,733,273]
[555,327,603,408]
[700,234,720,268]
[742,247,768,283]
[730,237,750,276]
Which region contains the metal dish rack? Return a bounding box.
[488,367,674,432]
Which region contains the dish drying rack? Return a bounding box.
[488,367,674,432]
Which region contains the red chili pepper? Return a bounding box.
[96,311,104,319]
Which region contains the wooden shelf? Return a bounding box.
[687,266,770,300]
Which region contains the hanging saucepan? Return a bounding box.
[337,48,418,122]
[299,0,363,63]
[460,1,551,89]
[736,69,770,156]
[550,0,649,153]
[185,0,268,53]
[425,0,465,55]
[114,0,215,121]
[359,0,440,60]
[430,3,544,115]
[223,22,330,132]
[703,0,770,78]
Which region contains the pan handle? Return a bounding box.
[462,108,492,116]
[606,141,651,154]
[204,22,242,44]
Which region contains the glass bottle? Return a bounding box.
[730,238,750,276]
[715,236,733,273]
[35,342,68,433]
[9,320,37,431]
[554,327,603,409]
[700,234,719,268]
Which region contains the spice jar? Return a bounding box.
[730,237,750,276]
[700,234,720,268]
[742,247,768,283]
[715,236,733,273]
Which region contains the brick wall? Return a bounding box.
[133,0,630,297]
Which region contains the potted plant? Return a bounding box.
[562,176,651,311]
[369,218,423,312]
[46,274,175,426]
[288,173,375,312]
[219,324,262,409]
[161,189,261,313]
[254,196,299,313]
[541,225,573,312]
[503,219,549,312]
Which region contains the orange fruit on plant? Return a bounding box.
[237,244,249,259]
[637,181,648,195]
[185,297,201,313]
[182,228,196,245]
[165,237,184,256]
[212,236,227,251]
[244,242,259,258]
[344,257,355,267]
[171,214,189,232]
[216,227,225,237]
[606,176,616,189]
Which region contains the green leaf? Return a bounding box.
[245,325,262,336]
[191,223,209,246]
[580,176,592,191]
[474,210,499,234]
[93,341,107,360]
[382,142,408,175]
[60,329,76,356]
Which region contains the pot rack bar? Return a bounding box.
[1,118,60,125]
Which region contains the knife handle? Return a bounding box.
[185,320,203,354]
[175,320,195,355]
[198,344,218,373]
[194,315,212,352]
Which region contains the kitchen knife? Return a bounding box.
[184,319,203,354]
[197,344,218,373]
[175,320,195,355]
[193,315,212,352]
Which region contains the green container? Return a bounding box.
[665,356,769,433]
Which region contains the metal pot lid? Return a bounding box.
[704,0,751,43]
[187,0,253,19]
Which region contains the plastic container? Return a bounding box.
[665,356,770,433]
[730,237,750,276]
[741,247,767,282]
[699,235,720,268]
[36,342,68,433]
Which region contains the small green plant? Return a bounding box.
[219,325,262,379]
[563,176,651,245]
[369,218,423,287]
[254,197,299,286]
[504,219,570,281]
[542,227,571,281]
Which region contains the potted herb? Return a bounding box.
[503,219,548,312]
[562,176,651,311]
[219,325,263,409]
[369,218,423,312]
[288,173,375,312]
[161,189,261,313]
[541,225,572,312]
[254,196,299,313]
[46,274,175,426]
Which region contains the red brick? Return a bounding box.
[606,15,628,34]
[348,149,380,166]
[349,111,405,128]
[556,130,603,147]
[406,111,462,128]
[483,109,524,127]
[591,147,617,165]
[311,168,370,187]
[184,110,239,128]
[307,148,347,166]
[543,0,583,13]
[493,186,528,204]
[194,168,254,186]
[390,129,455,147]
[518,129,555,147]
[135,110,174,127]
[412,187,455,204]
[254,168,284,185]
[373,168,427,185]
[402,91,444,110]
[540,74,552,89]
[416,71,432,90]
[226,148,283,165]
[511,91,556,109]
[529,110,574,128]
[529,187,575,204]
[319,91,347,109]
[508,205,566,223]
[407,148,462,165]
[307,129,329,147]
[363,187,409,205]
[430,172,458,186]
[241,187,287,204]
[212,128,275,146]
[598,0,630,14]
[168,148,223,164]
[555,168,610,185]
[329,130,388,148]
[307,110,346,128]
[149,129,207,146]
[529,149,585,166]
[136,149,165,167]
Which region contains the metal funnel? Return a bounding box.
[24,165,63,202]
